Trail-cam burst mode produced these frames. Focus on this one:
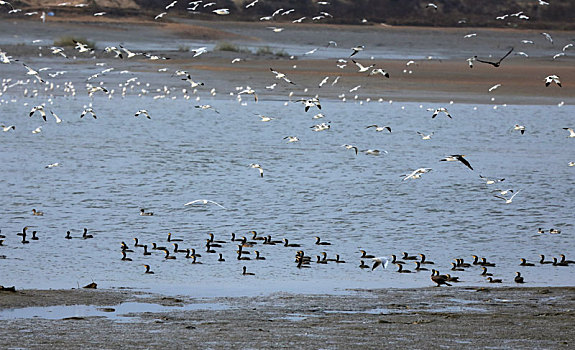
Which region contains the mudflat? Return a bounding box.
[0,287,573,349]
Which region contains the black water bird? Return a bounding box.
[474,47,514,67]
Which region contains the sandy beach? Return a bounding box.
[1,16,575,349]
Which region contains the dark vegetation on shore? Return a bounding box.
[8,0,575,30]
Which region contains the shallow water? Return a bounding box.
[0,88,573,297]
[0,301,227,321]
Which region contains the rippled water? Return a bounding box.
[0,92,574,296]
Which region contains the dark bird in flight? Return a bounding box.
[474,47,514,67]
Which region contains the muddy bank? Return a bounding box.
[0,287,573,349]
[1,18,573,105]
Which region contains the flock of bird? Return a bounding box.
[1,224,573,287]
[0,1,573,290]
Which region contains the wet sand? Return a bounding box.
[1,287,574,349]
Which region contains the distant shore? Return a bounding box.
[1,18,574,105]
[0,286,573,348]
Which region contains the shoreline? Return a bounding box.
[1,18,574,105]
[1,286,574,348]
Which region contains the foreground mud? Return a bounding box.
[0,287,573,349]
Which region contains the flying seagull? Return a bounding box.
[352,60,375,73]
[29,105,47,121]
[440,155,473,170]
[270,68,296,84]
[402,168,432,181]
[284,136,300,143]
[494,189,521,204]
[474,47,514,67]
[369,68,390,78]
[479,175,505,185]
[349,45,364,57]
[296,98,321,112]
[540,32,553,44]
[22,63,45,83]
[80,107,97,119]
[544,75,561,87]
[342,144,359,155]
[431,107,451,119]
[563,128,575,138]
[366,125,391,132]
[184,199,226,209]
[135,110,151,119]
[249,163,264,177]
[1,124,15,132]
[417,131,434,140]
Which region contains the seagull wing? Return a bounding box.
[456,156,474,170]
[207,200,226,209]
[403,170,418,181]
[371,257,389,270]
[184,200,203,206]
